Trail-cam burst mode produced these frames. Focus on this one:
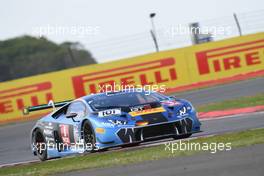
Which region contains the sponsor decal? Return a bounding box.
[101,122,115,128]
[72,58,177,97]
[177,106,191,116]
[129,107,165,117]
[98,109,121,117]
[0,82,53,114]
[179,106,187,116]
[130,104,151,112]
[108,119,127,126]
[43,129,53,136]
[196,39,264,75]
[60,124,70,144]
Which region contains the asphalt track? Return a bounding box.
[172,77,264,106]
[64,143,264,176]
[0,77,263,166]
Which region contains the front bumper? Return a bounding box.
[116,117,199,143]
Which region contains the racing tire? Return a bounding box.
[82,120,96,152]
[33,128,47,161]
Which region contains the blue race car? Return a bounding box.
[25,90,201,161]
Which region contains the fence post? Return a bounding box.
[233,13,242,36]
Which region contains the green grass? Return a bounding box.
[1,128,264,176]
[197,93,264,112]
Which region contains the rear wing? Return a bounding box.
[23,100,72,115]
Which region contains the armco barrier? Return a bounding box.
[0,32,264,123]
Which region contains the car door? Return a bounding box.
[56,101,88,146]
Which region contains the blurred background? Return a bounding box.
[0,0,264,81]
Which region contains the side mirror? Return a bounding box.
[66,113,78,118]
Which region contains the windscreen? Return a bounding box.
[86,92,164,111]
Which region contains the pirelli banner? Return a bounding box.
[0,32,264,122]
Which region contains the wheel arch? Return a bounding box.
[31,127,43,144]
[80,119,95,136]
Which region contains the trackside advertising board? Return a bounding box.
[0,32,264,122]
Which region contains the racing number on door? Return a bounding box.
[60,124,70,144]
